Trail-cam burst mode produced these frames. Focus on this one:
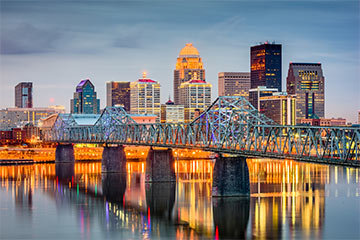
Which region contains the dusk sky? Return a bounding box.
[1,0,359,122]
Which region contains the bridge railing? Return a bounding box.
[44,123,360,165]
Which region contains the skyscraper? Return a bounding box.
[250,42,282,91]
[260,93,296,125]
[249,86,278,111]
[179,73,212,122]
[218,72,250,100]
[174,43,205,105]
[15,82,33,108]
[286,63,325,123]
[106,81,131,111]
[70,79,100,114]
[161,99,184,123]
[130,72,161,121]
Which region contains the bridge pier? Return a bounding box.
[146,148,175,182]
[55,144,75,163]
[102,145,127,173]
[212,156,250,197]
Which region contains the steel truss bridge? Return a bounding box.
[44,96,360,167]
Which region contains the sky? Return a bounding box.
[0,0,359,122]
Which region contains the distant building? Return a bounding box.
[218,72,250,100]
[249,86,278,111]
[179,73,212,122]
[260,93,296,125]
[130,114,157,124]
[286,63,325,123]
[48,105,66,114]
[251,42,282,92]
[300,118,346,126]
[15,82,33,108]
[161,99,184,123]
[358,111,360,124]
[70,79,100,114]
[106,81,131,111]
[174,43,205,105]
[0,107,63,129]
[130,73,161,121]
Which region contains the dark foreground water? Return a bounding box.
[0,159,359,239]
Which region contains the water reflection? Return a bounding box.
[0,159,359,239]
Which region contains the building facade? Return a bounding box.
[130,73,161,121]
[286,63,325,123]
[179,76,212,122]
[249,86,278,111]
[106,81,131,111]
[251,42,282,92]
[0,107,63,129]
[161,99,184,123]
[70,79,100,114]
[218,72,251,100]
[174,43,205,105]
[15,82,33,108]
[260,93,296,125]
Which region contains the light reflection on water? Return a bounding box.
[0,159,359,239]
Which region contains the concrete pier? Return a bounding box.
[146,148,175,182]
[101,145,127,173]
[55,144,75,163]
[212,156,250,197]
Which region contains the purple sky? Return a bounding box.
[0,0,359,122]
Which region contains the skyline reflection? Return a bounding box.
[0,158,359,239]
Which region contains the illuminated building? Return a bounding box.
[259,93,296,125]
[0,107,63,129]
[301,118,346,126]
[130,72,161,121]
[106,82,131,111]
[15,82,33,108]
[250,42,282,91]
[48,105,66,113]
[174,43,205,105]
[179,73,212,122]
[218,72,250,100]
[249,86,278,111]
[161,99,184,123]
[70,79,100,114]
[286,63,325,123]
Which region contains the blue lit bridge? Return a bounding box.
[44,96,360,196]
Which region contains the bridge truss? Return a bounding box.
[44,97,360,166]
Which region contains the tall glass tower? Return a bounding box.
[250,42,282,92]
[70,79,100,114]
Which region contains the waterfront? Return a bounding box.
[0,158,359,239]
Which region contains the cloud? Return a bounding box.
[0,23,60,54]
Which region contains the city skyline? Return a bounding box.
[0,1,359,122]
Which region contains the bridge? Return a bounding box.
[44,96,360,196]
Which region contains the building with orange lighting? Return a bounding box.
[174,43,205,105]
[250,42,282,92]
[260,93,296,125]
[179,73,212,122]
[130,73,161,121]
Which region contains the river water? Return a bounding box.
[0,158,359,239]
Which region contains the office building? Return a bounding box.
[130,73,161,121]
[106,82,131,111]
[250,42,282,91]
[286,63,325,123]
[179,73,212,122]
[218,72,250,100]
[15,82,33,108]
[260,93,296,125]
[174,43,205,104]
[161,99,184,123]
[70,79,100,114]
[0,107,63,129]
[249,86,278,111]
